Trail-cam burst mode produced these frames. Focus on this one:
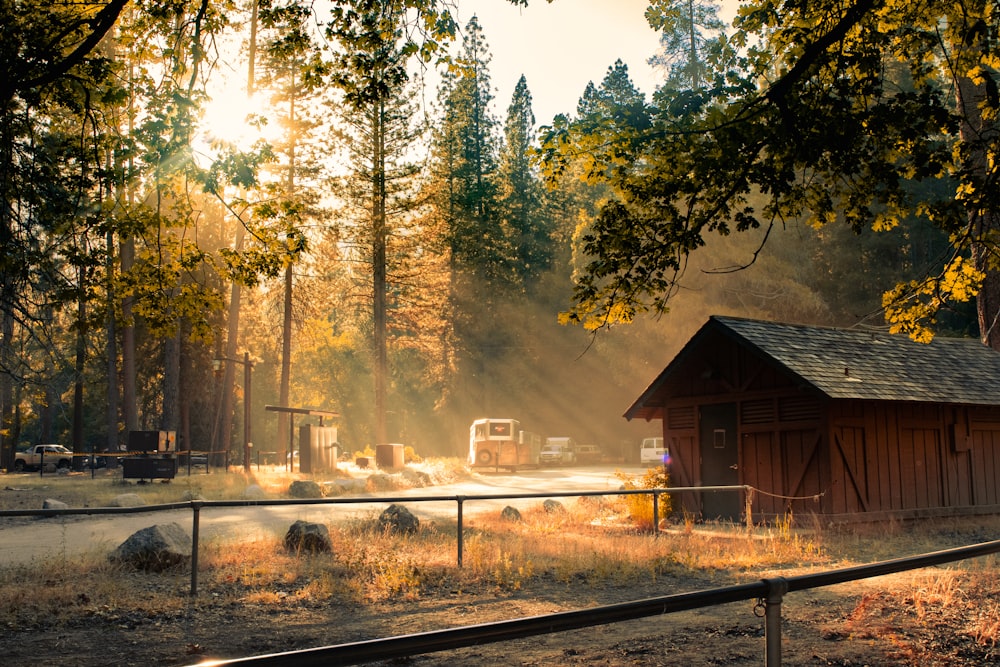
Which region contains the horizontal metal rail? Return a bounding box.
[0,484,746,519]
[0,485,750,596]
[189,538,1000,667]
[6,485,1000,665]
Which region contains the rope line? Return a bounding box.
[747,486,825,502]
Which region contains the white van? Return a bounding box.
[640,437,668,464]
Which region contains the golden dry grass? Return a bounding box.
[3,461,1000,650]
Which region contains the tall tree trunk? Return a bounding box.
[121,237,137,439]
[219,278,241,464]
[179,328,192,459]
[1,310,13,469]
[121,52,138,444]
[106,230,120,454]
[0,101,16,469]
[373,102,388,446]
[161,328,181,432]
[956,52,1000,350]
[73,265,86,459]
[277,67,296,453]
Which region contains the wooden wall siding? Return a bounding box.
[899,427,944,509]
[667,433,699,514]
[943,424,973,508]
[969,428,1000,506]
[742,431,779,516]
[831,426,870,514]
[828,401,967,515]
[667,331,807,402]
[667,406,696,430]
[782,430,826,515]
[742,429,824,517]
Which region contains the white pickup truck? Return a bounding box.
[540,437,576,465]
[14,444,74,472]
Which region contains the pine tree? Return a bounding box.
[328,0,438,446]
[647,0,729,90]
[498,75,551,292]
[254,0,328,458]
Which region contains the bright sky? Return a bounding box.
[453,0,740,126]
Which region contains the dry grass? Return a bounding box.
[0,490,833,630]
[0,468,258,509]
[4,463,1000,652]
[0,457,472,510]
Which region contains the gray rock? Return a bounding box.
[542,499,566,513]
[42,498,69,511]
[400,468,432,487]
[366,473,395,491]
[109,493,146,507]
[322,478,365,495]
[500,506,522,522]
[284,520,332,554]
[288,480,323,498]
[377,504,419,535]
[243,484,267,500]
[110,523,192,572]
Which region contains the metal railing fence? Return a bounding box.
[0,484,748,596]
[184,538,1000,667]
[4,486,1000,665]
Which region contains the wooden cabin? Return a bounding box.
[626,316,1000,523]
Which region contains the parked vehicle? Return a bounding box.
[574,444,603,464]
[540,437,577,465]
[182,453,208,468]
[81,454,109,469]
[13,444,74,472]
[468,418,542,471]
[640,437,669,465]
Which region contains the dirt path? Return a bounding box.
[0,465,643,565]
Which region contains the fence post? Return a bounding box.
[763,576,788,667]
[190,501,202,597]
[456,496,465,568]
[652,491,660,537]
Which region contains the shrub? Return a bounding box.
[352,445,375,459]
[615,466,671,530]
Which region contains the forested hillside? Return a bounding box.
[0,0,986,464]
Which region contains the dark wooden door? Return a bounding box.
[700,402,740,520]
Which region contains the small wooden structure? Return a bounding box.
[626,316,1000,522]
[265,406,339,473]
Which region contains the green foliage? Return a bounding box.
[498,75,553,291]
[646,0,730,89]
[540,0,997,343]
[353,445,376,459]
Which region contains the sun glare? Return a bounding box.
[195,75,277,161]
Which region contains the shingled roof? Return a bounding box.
[627,315,1000,416]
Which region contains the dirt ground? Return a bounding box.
[3,567,1000,667]
[3,478,1000,666]
[4,545,1000,666]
